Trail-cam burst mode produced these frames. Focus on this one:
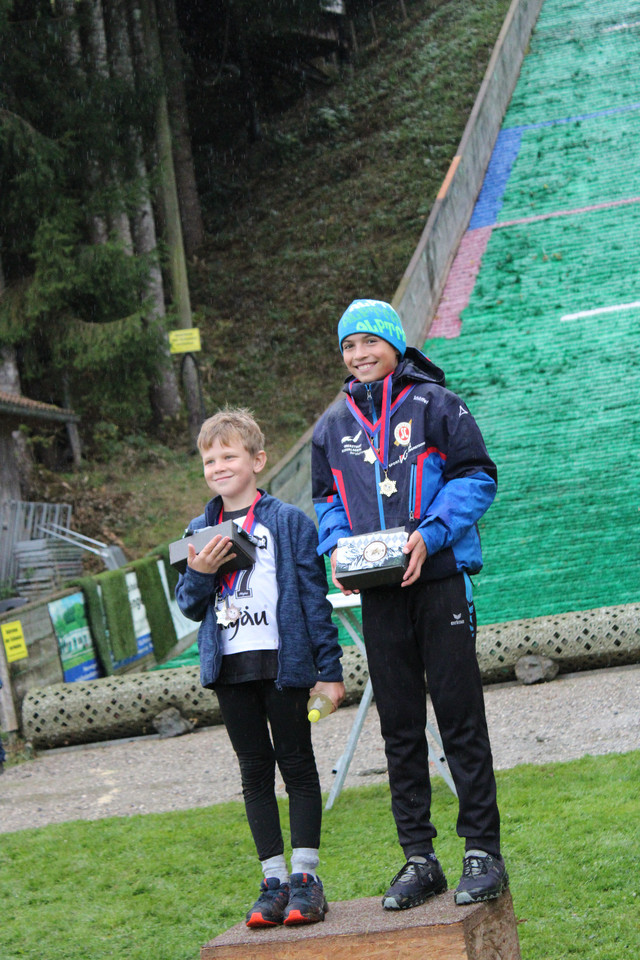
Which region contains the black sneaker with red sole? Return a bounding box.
[245,877,290,928]
[283,873,328,925]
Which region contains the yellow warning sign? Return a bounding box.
[169,328,201,354]
[1,620,29,663]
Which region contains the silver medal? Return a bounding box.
[216,596,240,627]
[225,603,241,623]
[216,606,231,626]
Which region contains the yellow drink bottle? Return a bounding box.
[307,692,335,723]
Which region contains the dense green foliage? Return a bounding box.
[0,0,166,435]
[1,751,638,959]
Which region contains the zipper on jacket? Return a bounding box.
[365,383,374,418]
[365,383,387,529]
[409,462,416,522]
[272,532,284,690]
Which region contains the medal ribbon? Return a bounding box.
[346,376,416,470]
[217,491,261,599]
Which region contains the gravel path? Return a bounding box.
[1,663,638,834]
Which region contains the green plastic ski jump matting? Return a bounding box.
[426,0,640,635]
[153,0,640,685]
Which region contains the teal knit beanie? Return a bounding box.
[337,299,407,357]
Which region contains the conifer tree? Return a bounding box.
[0,0,184,450]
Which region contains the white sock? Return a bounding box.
[290,847,320,878]
[260,854,289,884]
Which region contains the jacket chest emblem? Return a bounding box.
[394,421,412,446]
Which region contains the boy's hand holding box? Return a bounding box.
[169,520,257,575]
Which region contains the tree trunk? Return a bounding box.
[230,2,262,142]
[154,0,205,257]
[0,266,20,398]
[134,0,202,446]
[59,0,110,245]
[0,257,33,497]
[84,0,133,248]
[103,0,182,422]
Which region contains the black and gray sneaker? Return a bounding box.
[245,877,290,927]
[454,851,509,905]
[382,855,448,910]
[283,873,329,924]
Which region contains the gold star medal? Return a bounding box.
[379,474,397,497]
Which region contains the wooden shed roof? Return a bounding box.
[0,390,79,424]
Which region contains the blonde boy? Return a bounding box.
[176,407,344,927]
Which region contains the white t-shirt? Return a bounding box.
[218,518,280,656]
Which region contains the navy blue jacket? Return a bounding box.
[311,348,497,581]
[175,491,343,689]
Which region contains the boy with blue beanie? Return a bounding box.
[311,299,509,909]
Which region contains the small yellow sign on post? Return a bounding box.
[169,328,201,354]
[1,620,29,663]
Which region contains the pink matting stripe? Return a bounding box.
[495,194,640,229]
[428,226,493,339]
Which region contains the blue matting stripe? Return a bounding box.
[468,128,522,229]
[468,102,640,231]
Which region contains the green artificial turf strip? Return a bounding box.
[68,576,114,676]
[94,568,138,662]
[131,556,178,663]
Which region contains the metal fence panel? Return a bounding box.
[0,501,73,591]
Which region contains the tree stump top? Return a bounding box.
[201,890,521,960]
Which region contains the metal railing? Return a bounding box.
[0,501,73,589]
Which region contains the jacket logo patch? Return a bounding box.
[387,440,425,469]
[341,429,362,443]
[450,612,465,627]
[459,405,468,417]
[342,442,365,456]
[394,421,411,446]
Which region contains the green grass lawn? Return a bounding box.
[1,752,638,959]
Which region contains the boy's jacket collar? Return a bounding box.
[341,346,446,402]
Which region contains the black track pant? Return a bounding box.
[214,681,322,861]
[360,572,501,859]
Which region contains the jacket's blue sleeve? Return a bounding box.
[175,566,217,622]
[417,472,496,556]
[417,399,497,556]
[311,431,351,555]
[287,508,343,681]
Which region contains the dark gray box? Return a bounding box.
[335,527,409,590]
[169,520,257,575]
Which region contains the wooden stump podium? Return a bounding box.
[201,890,521,960]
